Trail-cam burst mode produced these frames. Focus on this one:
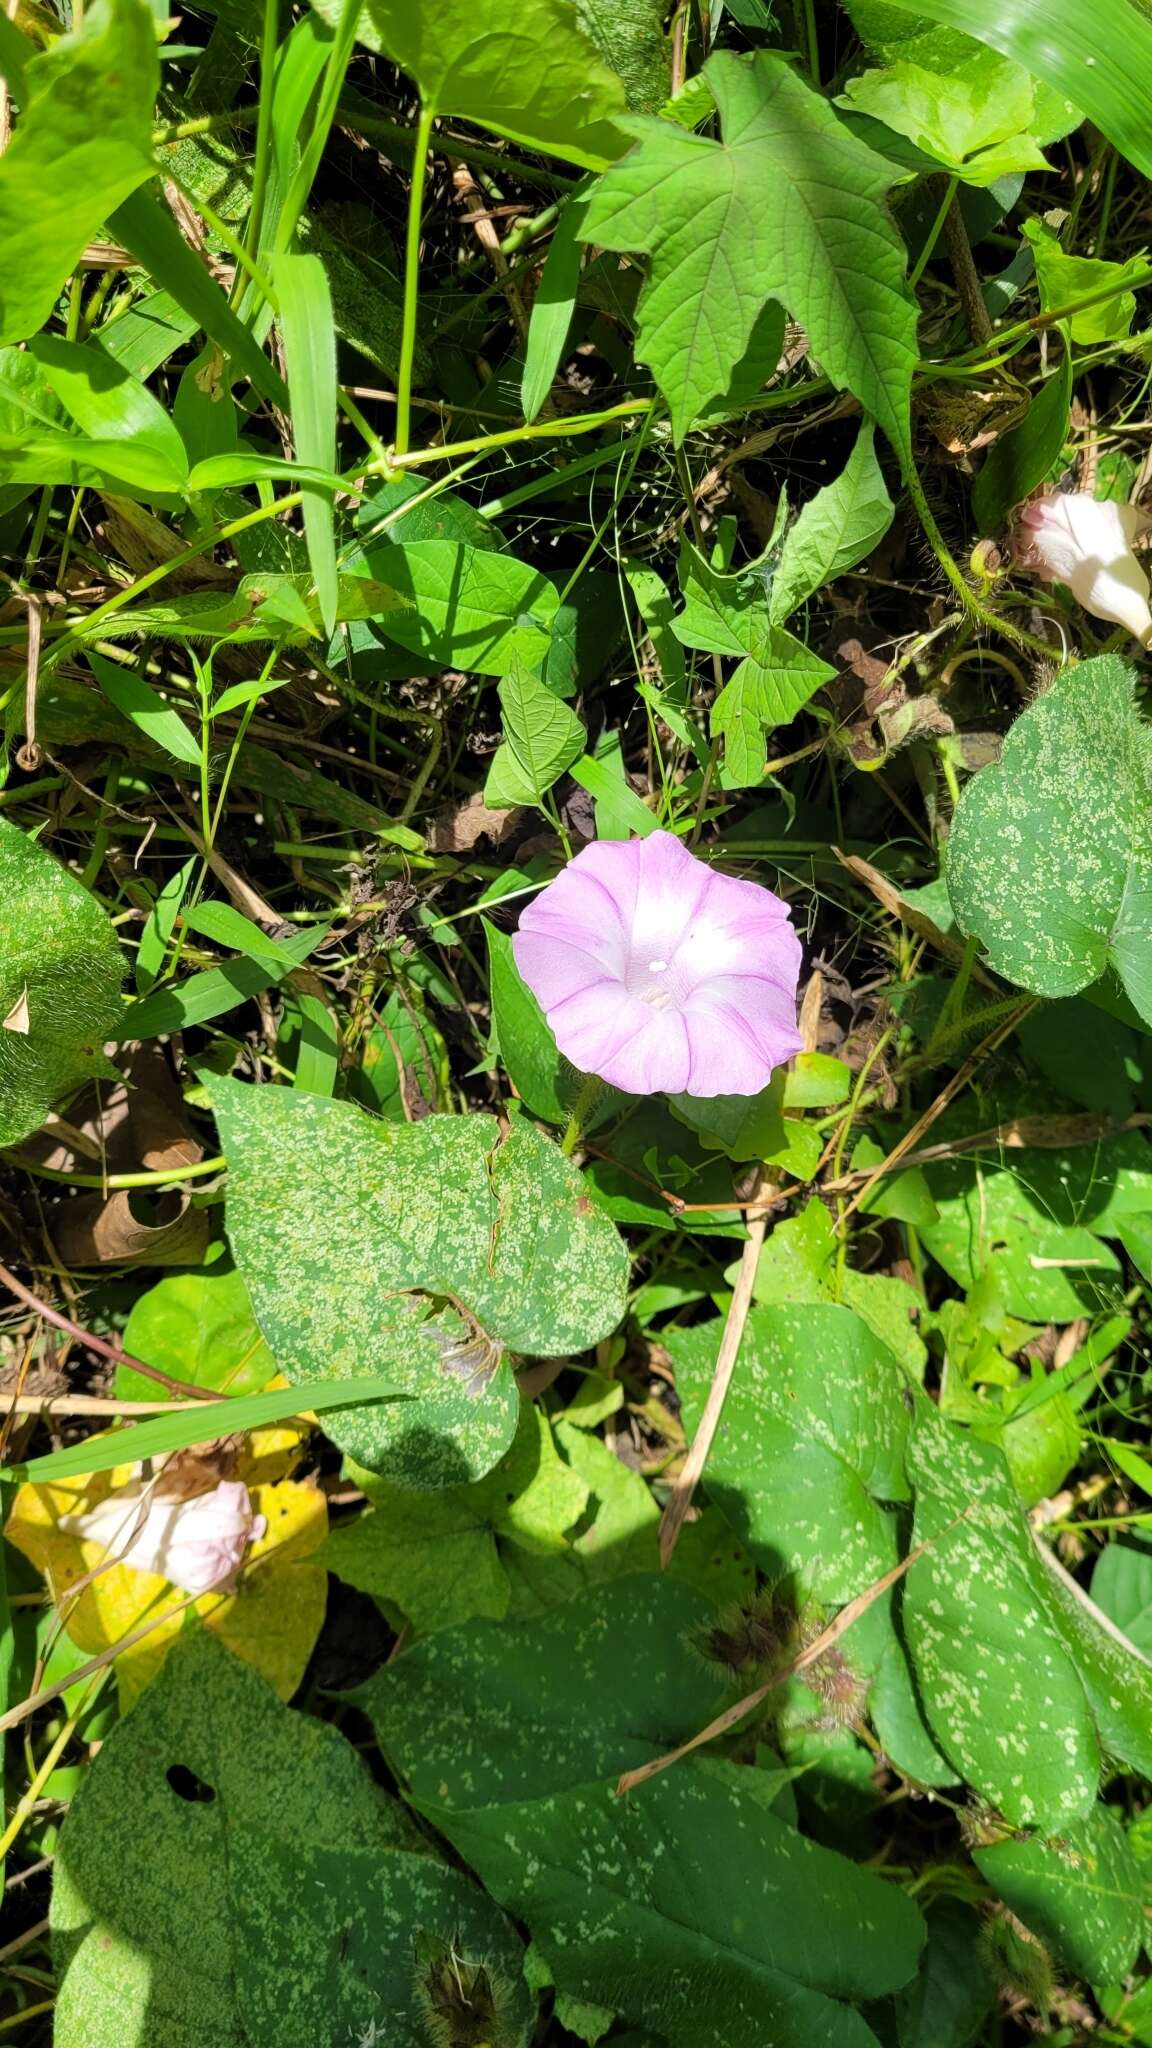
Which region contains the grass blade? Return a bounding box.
[271,250,339,636]
[4,1376,408,1483]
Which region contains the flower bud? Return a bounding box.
[1013,491,1152,643]
[62,1478,266,1595]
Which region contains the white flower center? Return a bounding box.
[627,954,684,1010]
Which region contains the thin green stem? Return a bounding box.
[945,260,1152,369]
[196,657,213,859]
[1095,148,1119,257]
[909,174,958,289]
[561,1073,604,1158]
[904,464,1057,657]
[557,412,653,605]
[800,0,819,83]
[6,1154,228,1190]
[0,1672,108,1865]
[153,105,260,145]
[390,397,652,470]
[209,646,280,843]
[541,789,574,859]
[395,101,436,458]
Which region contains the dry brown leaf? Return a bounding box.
[51,1189,210,1268]
[24,1043,203,1176]
[429,790,525,854]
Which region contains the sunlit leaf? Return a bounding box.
[118,1258,277,1402]
[86,650,202,766]
[878,0,1152,181]
[672,541,836,784]
[0,0,157,346]
[770,422,895,622]
[840,55,1051,185]
[974,1805,1145,1985]
[358,0,630,168]
[352,538,559,677]
[485,660,586,808]
[271,251,339,637]
[423,1763,925,2048]
[669,1300,911,1603]
[1023,216,1146,344]
[322,1405,590,1634]
[581,51,919,456]
[948,656,1152,1023]
[205,1078,629,1486]
[905,1401,1100,1829]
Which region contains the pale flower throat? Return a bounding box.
[627,952,686,1010]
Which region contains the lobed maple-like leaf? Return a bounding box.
[581,50,919,455]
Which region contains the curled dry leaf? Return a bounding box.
[50,1187,210,1268]
[24,1042,210,1266]
[3,987,30,1034]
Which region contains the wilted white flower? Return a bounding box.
[61,1478,266,1595]
[1014,491,1152,643]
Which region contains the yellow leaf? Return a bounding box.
[238,1421,311,1486]
[5,1469,328,1711]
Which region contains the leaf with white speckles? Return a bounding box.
[205,1078,629,1486]
[974,1804,1144,1985]
[421,1764,925,2047]
[737,1196,927,1376]
[905,1402,1100,1830]
[0,816,122,1146]
[51,1628,533,2048]
[947,656,1152,1023]
[1041,1555,1152,1783]
[358,1576,725,1808]
[668,1301,912,1602]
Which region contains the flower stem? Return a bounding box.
[904,463,1059,659]
[561,1073,603,1158]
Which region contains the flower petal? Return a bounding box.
[682,1007,780,1096]
[548,981,692,1094]
[512,930,622,1014]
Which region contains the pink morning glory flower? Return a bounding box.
[512,830,803,1097]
